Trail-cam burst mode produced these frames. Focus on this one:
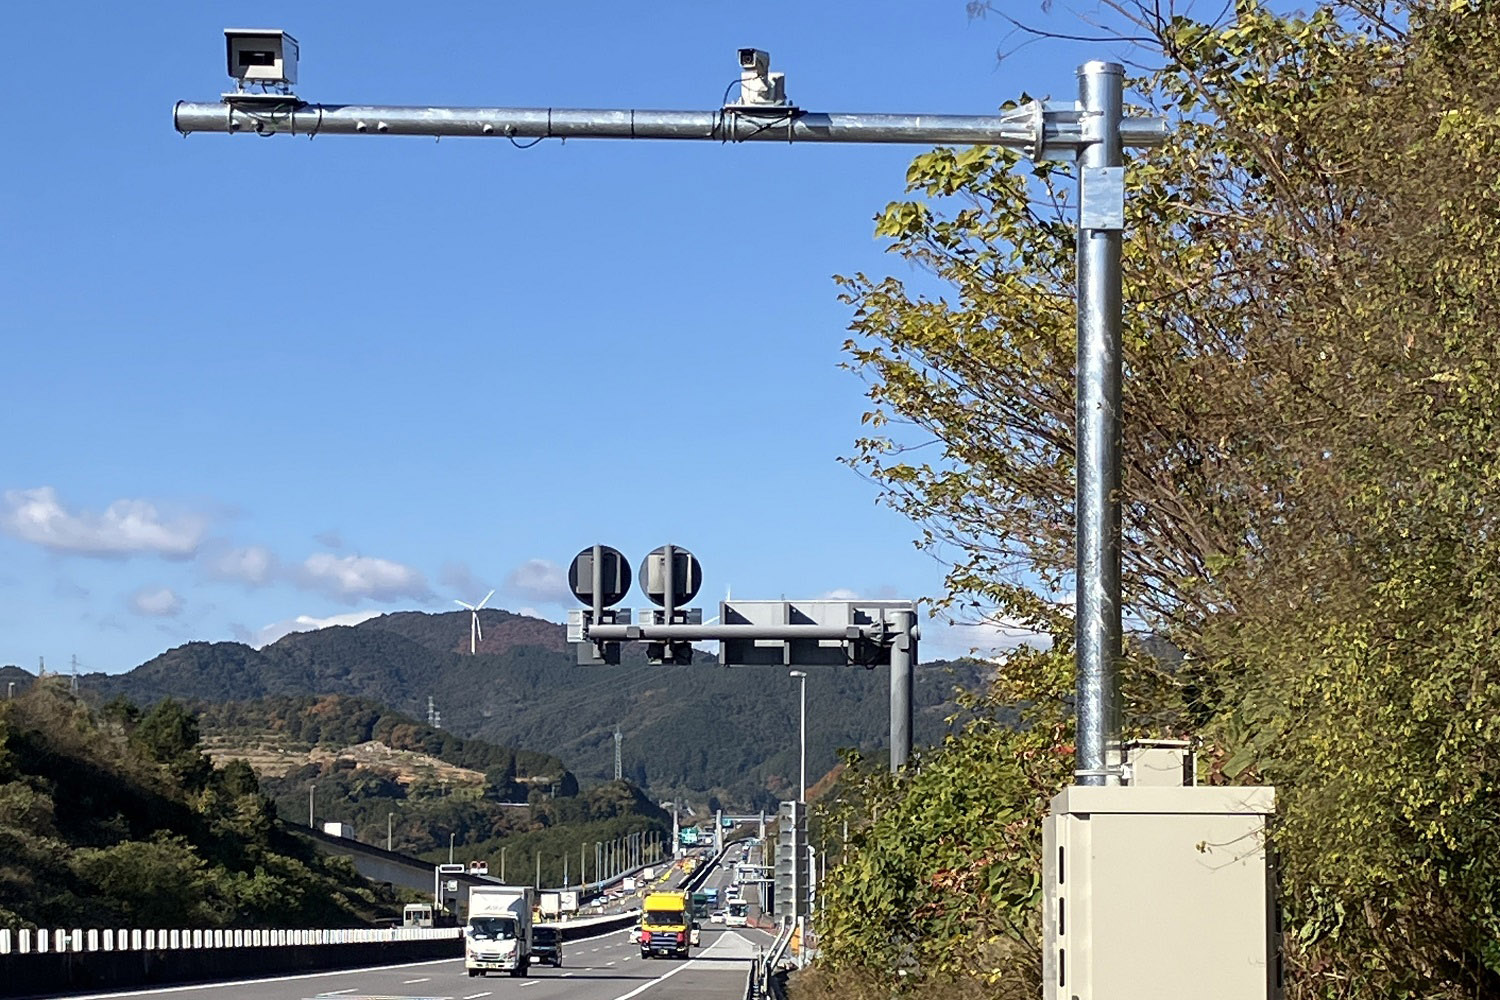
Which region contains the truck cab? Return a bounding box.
[465,885,534,978]
[639,890,693,959]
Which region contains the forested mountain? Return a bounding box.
[189,694,667,883]
[0,680,394,929]
[74,610,991,810]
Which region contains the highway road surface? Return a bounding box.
[61,925,776,1000]
[60,848,779,1000]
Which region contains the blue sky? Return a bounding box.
[1,2,1133,673]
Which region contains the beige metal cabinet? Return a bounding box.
[1043,785,1279,1000]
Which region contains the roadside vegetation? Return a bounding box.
[0,680,393,929]
[804,2,1500,998]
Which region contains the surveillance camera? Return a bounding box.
[224,28,298,87]
[738,48,770,74]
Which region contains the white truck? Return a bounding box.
[559,889,580,914]
[465,885,534,978]
[538,891,562,919]
[322,821,356,839]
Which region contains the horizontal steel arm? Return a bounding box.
[172,100,1168,151]
[585,623,881,642]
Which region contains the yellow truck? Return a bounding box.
[638,890,696,959]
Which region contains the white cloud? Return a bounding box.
[201,544,277,586]
[130,586,184,618]
[505,558,571,603]
[924,614,1052,661]
[1,486,206,558]
[299,552,431,603]
[821,587,862,600]
[252,609,384,648]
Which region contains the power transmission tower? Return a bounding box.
[70,655,78,694]
[613,728,622,781]
[427,695,442,729]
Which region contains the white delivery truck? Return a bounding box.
[322,821,356,839]
[559,889,580,914]
[465,885,535,978]
[538,891,562,920]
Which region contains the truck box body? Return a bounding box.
[465,885,535,977]
[640,890,693,959]
[321,821,356,839]
[539,891,562,918]
[559,889,580,913]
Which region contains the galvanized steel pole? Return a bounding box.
[172,101,1166,149]
[176,67,1162,786]
[889,610,916,772]
[1074,62,1125,786]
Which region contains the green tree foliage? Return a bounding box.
[817,2,1500,997]
[0,680,396,929]
[814,645,1073,997]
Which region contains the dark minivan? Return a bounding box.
[532,925,563,968]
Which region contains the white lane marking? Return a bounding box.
[521,981,541,987]
[604,957,696,1000]
[318,992,358,997]
[56,956,461,999]
[605,960,617,966]
[402,979,431,984]
[562,973,576,978]
[463,994,492,999]
[590,947,600,952]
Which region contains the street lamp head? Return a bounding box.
[789,670,807,679]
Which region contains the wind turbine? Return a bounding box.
[455,590,494,655]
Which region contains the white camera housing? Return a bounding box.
[734,47,789,108]
[738,48,770,73]
[225,29,299,87]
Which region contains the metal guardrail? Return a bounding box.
[0,925,457,956]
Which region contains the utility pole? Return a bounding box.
[308,784,314,828]
[536,852,541,890]
[387,812,393,851]
[70,654,78,695]
[613,728,622,781]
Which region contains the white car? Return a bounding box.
[710,910,727,924]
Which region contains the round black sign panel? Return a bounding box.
[639,545,703,607]
[568,545,631,607]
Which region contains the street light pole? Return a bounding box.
[307,784,314,828]
[790,671,808,803]
[449,832,456,864]
[387,812,393,851]
[501,846,507,882]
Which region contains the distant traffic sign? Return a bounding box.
[568,545,632,607]
[639,545,702,607]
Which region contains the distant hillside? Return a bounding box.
[83,610,992,811]
[188,694,672,876]
[0,680,393,929]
